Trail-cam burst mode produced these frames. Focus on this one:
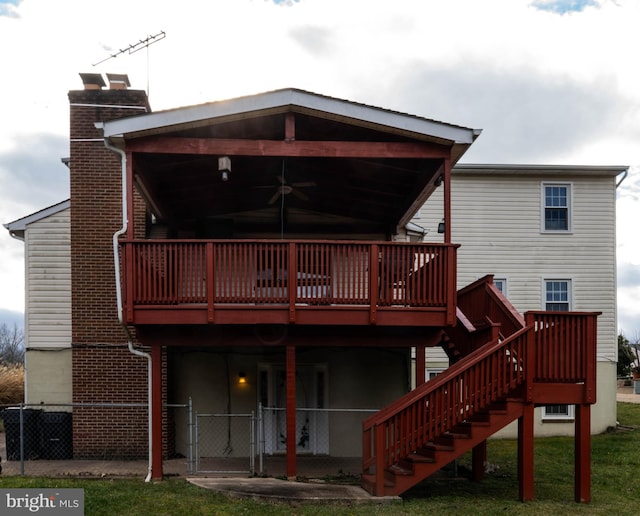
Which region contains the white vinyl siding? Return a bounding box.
[24,208,71,349]
[416,170,617,364]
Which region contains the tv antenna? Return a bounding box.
[92,31,166,94]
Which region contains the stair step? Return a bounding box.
[434,435,456,447]
[468,412,491,424]
[423,442,454,453]
[361,473,394,492]
[443,430,472,440]
[387,463,413,476]
[405,452,436,464]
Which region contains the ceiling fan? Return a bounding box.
[257,176,317,205]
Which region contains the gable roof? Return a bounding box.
[100,89,481,236]
[103,88,480,151]
[4,199,70,240]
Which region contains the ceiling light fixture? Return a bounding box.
[218,156,231,182]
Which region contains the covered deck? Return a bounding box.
[121,239,458,326]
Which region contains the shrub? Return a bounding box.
[0,364,24,405]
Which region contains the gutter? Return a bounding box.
[616,168,629,189]
[104,138,154,483]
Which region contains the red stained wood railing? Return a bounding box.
[122,240,456,312]
[457,275,525,339]
[526,311,599,387]
[362,311,599,488]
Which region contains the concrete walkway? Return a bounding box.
[617,386,640,404]
[187,477,399,504]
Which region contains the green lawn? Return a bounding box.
[1,402,639,515]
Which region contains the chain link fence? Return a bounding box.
[0,402,375,480]
[0,402,193,477]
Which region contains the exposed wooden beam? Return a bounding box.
[285,113,295,142]
[127,136,449,159]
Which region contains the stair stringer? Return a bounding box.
[372,399,525,497]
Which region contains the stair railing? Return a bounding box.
[363,310,599,495]
[363,324,531,494]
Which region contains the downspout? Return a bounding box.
[104,137,153,483]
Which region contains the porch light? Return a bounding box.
[238,372,247,385]
[438,219,445,234]
[218,156,231,181]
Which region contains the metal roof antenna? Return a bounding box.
[92,31,166,97]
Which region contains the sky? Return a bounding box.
[0,0,638,335]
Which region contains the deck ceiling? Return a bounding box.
[128,110,448,237]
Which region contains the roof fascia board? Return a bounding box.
[454,164,628,177]
[3,199,71,232]
[103,89,477,145]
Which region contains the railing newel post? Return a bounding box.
[206,242,214,323]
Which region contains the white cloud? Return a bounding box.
[0,0,639,332]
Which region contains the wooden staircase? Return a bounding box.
[362,277,599,500]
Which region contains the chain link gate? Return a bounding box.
[194,411,256,475]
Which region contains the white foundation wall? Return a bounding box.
[24,349,72,405]
[168,347,410,458]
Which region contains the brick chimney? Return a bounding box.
[106,73,131,90]
[68,73,153,458]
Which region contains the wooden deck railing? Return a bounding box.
[121,240,458,325]
[362,311,599,490]
[527,311,598,388]
[457,275,525,339]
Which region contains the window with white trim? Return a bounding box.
[493,278,507,295]
[542,278,574,420]
[427,368,445,380]
[542,183,571,232]
[544,279,571,312]
[542,403,575,420]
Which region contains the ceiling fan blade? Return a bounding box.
[268,190,282,205]
[292,189,309,201]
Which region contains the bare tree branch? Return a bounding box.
[0,323,25,366]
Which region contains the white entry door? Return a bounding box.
[259,364,329,455]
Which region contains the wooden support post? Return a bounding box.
[286,345,297,478]
[518,403,534,501]
[416,344,426,386]
[575,404,591,503]
[472,440,487,482]
[375,424,386,496]
[443,158,451,244]
[151,344,163,480]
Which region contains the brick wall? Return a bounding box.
[68,86,168,458]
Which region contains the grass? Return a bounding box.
[1,402,639,515]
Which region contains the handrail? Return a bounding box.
[458,275,525,335]
[363,324,530,432]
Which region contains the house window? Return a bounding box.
[544,279,571,312]
[542,404,574,420]
[542,183,571,232]
[427,368,445,380]
[493,278,507,295]
[542,278,573,420]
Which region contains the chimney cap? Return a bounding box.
[79,73,106,89]
[106,73,131,89]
